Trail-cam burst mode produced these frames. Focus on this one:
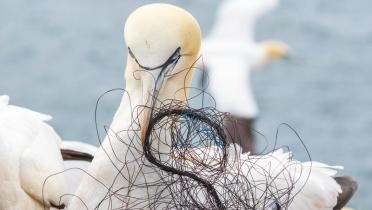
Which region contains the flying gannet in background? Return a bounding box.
[202,0,289,152]
[68,4,356,210]
[0,95,96,210]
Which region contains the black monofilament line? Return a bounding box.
[41,56,313,209]
[143,108,228,210]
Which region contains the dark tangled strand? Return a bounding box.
[42,56,312,210]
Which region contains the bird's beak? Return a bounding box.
[139,69,171,146]
[261,40,291,61]
[140,79,159,146]
[128,47,181,145]
[132,47,181,146]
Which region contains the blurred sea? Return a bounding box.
[0,0,371,208]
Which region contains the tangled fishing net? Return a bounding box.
[46,56,313,210]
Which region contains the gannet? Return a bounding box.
[0,95,67,210]
[0,95,97,210]
[68,4,356,210]
[202,0,289,152]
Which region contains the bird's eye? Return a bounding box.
[128,47,181,71]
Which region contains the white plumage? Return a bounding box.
[207,0,278,42]
[0,95,67,210]
[61,141,97,195]
[68,4,345,210]
[61,141,97,157]
[178,145,342,209]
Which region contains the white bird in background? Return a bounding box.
[202,0,290,152]
[0,95,96,210]
[68,4,356,210]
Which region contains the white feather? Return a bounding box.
[61,140,97,157]
[0,95,10,108]
[61,141,97,195]
[208,0,278,42]
[179,145,341,210]
[0,96,67,210]
[202,0,280,118]
[68,4,342,209]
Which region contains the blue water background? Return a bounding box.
[1,0,371,208]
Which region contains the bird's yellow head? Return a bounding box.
[260,40,290,61]
[123,4,202,145]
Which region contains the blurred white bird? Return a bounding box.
[68,4,356,210]
[0,95,96,210]
[0,95,67,209]
[202,0,289,152]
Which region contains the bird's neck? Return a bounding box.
[67,74,140,209]
[69,71,189,210]
[68,85,144,210]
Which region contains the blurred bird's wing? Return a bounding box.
[221,0,279,20]
[208,0,279,42]
[0,95,10,108]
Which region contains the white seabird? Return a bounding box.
[202,0,290,152]
[0,95,67,210]
[0,95,97,210]
[68,4,356,210]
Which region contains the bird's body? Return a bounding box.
[205,54,261,118]
[177,145,342,209]
[203,28,266,120]
[202,0,289,152]
[0,95,67,210]
[60,141,97,195]
[67,103,148,209]
[68,4,355,210]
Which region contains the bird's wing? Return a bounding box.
[0,96,67,207]
[220,0,279,19]
[19,121,67,206]
[0,95,10,108]
[243,0,279,19]
[202,58,259,118]
[172,145,341,209]
[61,141,97,161]
[0,95,52,121]
[0,100,37,210]
[208,0,279,42]
[60,141,97,194]
[10,105,53,122]
[302,161,344,176]
[287,163,342,210]
[242,150,342,210]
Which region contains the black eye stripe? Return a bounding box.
[128,47,181,71]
